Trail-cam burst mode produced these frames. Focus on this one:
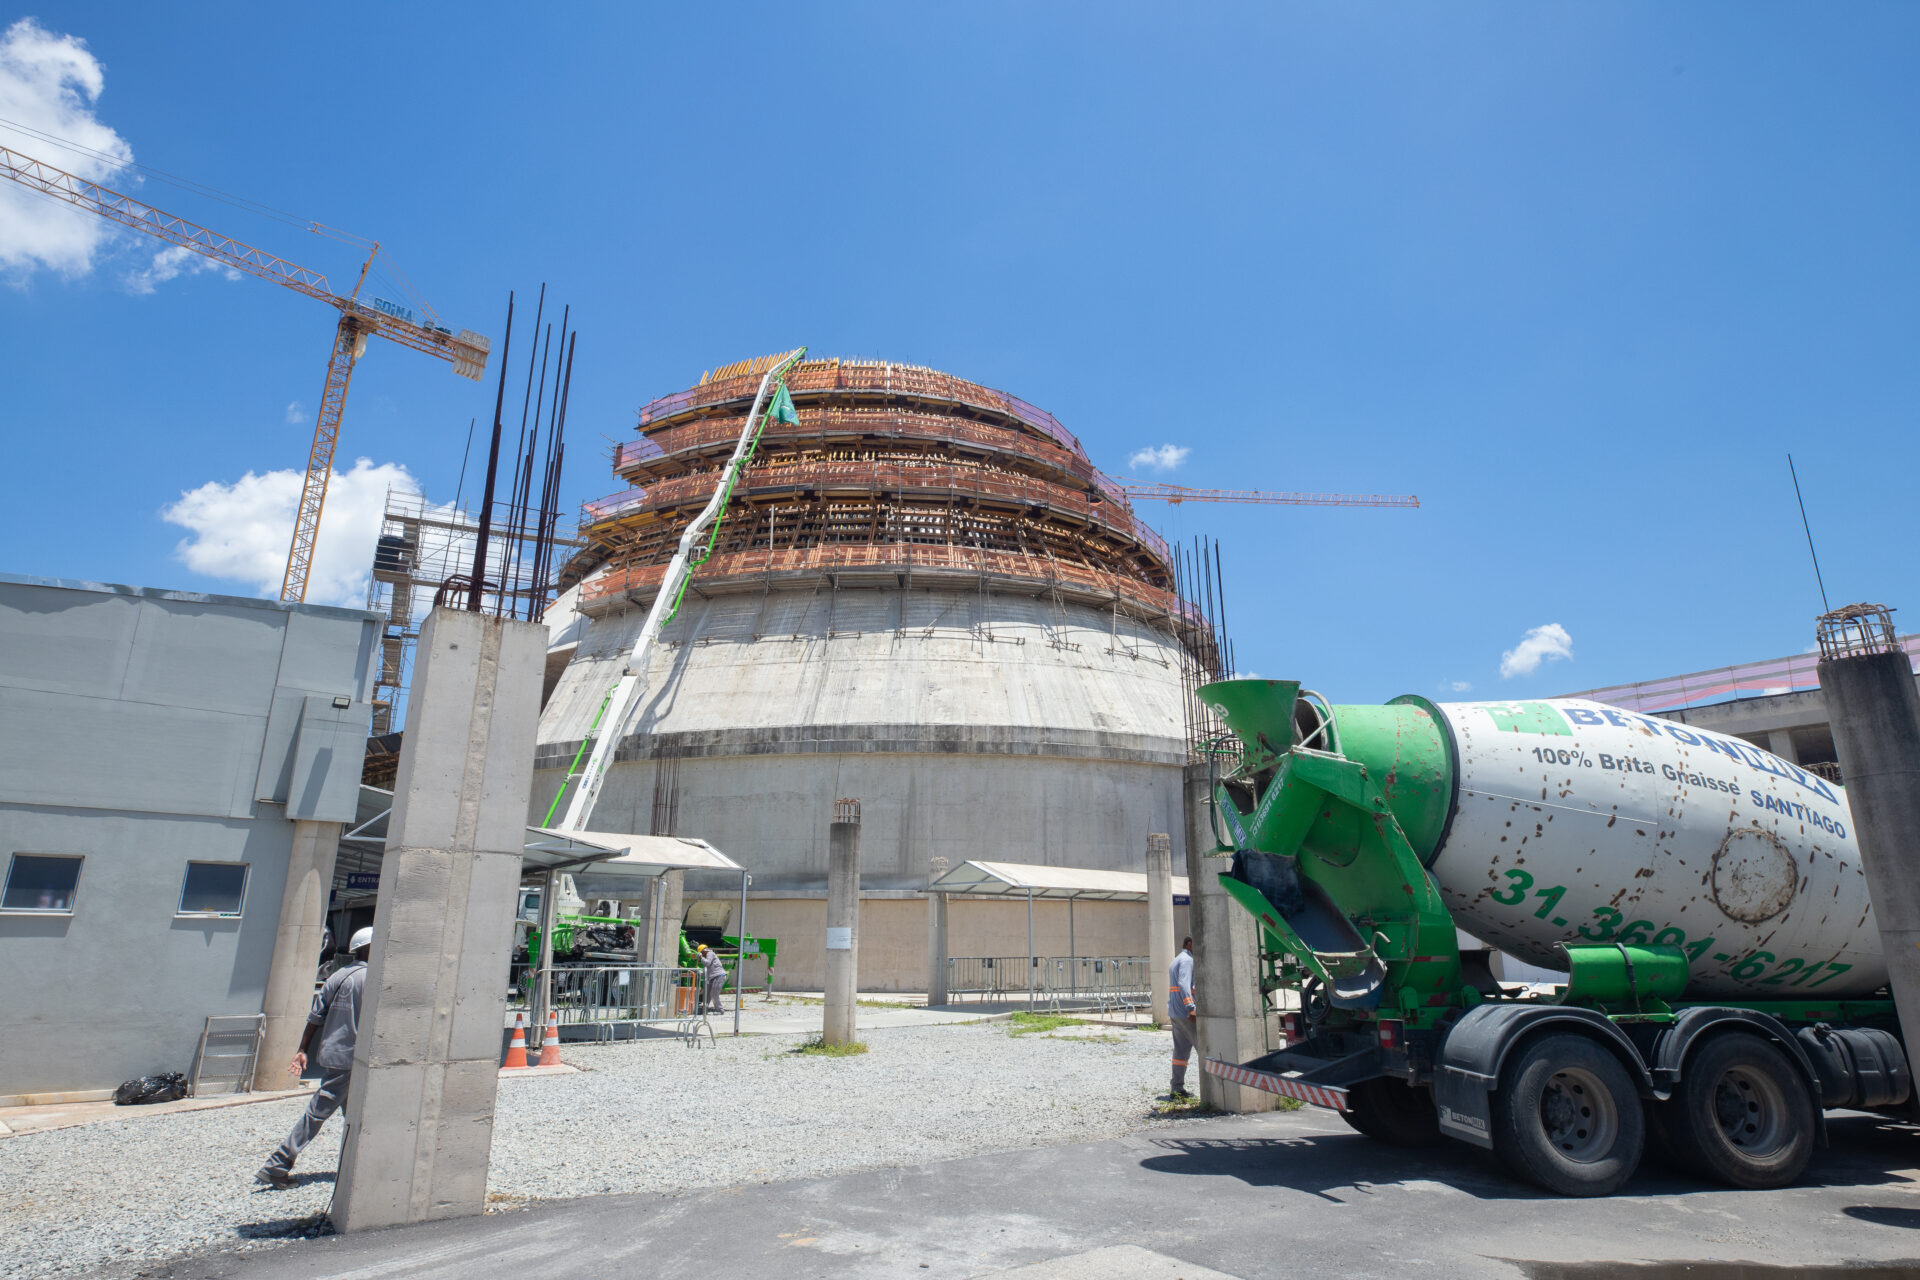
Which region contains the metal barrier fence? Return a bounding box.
[509,964,702,1039]
[945,956,1151,1012]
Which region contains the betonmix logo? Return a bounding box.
[1439,1104,1487,1131]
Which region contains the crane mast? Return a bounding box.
[0,142,490,601]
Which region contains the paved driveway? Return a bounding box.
[123,1109,1920,1279]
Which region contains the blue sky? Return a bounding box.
[2,5,1915,705]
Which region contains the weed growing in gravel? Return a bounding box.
[1007,1012,1091,1036]
[794,1037,869,1056]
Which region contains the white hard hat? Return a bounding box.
[350,927,374,952]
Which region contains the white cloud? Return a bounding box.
[1127,444,1190,472]
[1449,680,1473,692]
[162,458,422,608]
[284,401,305,424]
[1232,670,1263,680]
[123,243,239,294]
[0,18,133,278]
[1500,623,1574,679]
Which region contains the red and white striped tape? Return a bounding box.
[1202,1057,1351,1111]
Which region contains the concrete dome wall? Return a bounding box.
[532,583,1191,892]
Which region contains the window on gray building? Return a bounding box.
[178,861,249,917]
[3,854,83,913]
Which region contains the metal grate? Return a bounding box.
[835,797,862,824]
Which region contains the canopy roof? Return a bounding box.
[522,828,742,878]
[928,859,1189,901]
[339,787,742,881]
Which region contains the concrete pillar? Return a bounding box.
[254,818,343,1090]
[927,856,950,1005]
[1146,832,1174,1029]
[1182,764,1278,1114]
[1820,642,1920,1043]
[1767,728,1799,763]
[824,801,861,1045]
[332,608,546,1233]
[652,869,684,970]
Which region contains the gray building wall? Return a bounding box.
[0,574,377,1098]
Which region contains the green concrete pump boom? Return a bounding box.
[546,348,807,832]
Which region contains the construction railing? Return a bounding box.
[1563,634,1920,714]
[581,487,648,525]
[509,963,701,1039]
[945,955,1152,1011]
[583,459,1169,566]
[576,543,1211,637]
[617,408,1105,490]
[637,359,1091,460]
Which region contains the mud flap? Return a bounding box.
[1432,1063,1497,1149]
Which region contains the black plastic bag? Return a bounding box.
[113,1072,188,1105]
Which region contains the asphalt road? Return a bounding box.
[120,1109,1920,1280]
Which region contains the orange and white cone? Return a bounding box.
[537,1009,563,1068]
[503,1012,529,1070]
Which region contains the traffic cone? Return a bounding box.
[537,1009,563,1067]
[503,1012,529,1070]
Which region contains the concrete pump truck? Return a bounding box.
[1197,678,1910,1196]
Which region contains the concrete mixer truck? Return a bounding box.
[1196,678,1912,1197]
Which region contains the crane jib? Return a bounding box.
[0,141,493,602]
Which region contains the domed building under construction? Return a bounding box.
[534,356,1213,989]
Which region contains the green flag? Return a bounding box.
[767,381,799,426]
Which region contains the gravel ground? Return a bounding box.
[1,1020,1194,1279]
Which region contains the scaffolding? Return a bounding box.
[563,356,1232,758]
[364,488,584,739]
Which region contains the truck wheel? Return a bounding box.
[1491,1033,1645,1196]
[1340,1078,1445,1147]
[1662,1033,1815,1189]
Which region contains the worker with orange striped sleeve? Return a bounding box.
[1168,935,1197,1098]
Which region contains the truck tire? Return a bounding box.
[1661,1033,1815,1189]
[1339,1078,1445,1147]
[1490,1033,1645,1196]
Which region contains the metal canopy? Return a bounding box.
[337,787,742,880]
[928,859,1190,901]
[521,828,742,878]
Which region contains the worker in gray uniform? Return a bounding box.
[698,943,729,1013]
[256,926,370,1188]
[1168,935,1197,1098]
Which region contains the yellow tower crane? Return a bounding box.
[0,143,490,602]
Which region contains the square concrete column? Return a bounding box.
[1146,833,1174,1029]
[651,869,684,970]
[824,801,861,1045]
[1182,764,1279,1114]
[1767,728,1799,763]
[332,608,546,1232]
[254,818,343,1090]
[927,857,950,1005]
